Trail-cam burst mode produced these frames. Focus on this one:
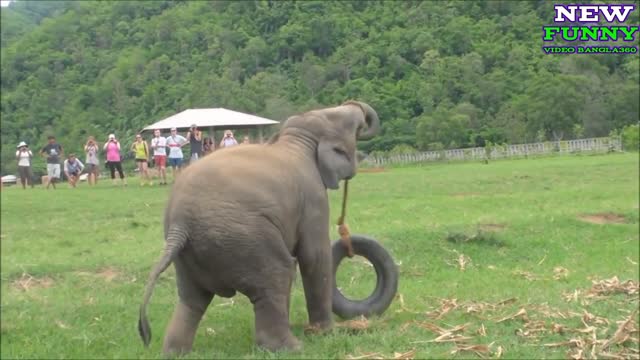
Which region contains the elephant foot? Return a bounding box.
[162,347,190,359]
[303,320,333,335]
[253,290,301,352]
[256,331,302,352]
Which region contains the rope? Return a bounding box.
[337,180,354,258]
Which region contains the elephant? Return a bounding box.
[138,101,381,356]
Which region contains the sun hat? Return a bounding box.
[17,141,27,148]
[108,134,115,139]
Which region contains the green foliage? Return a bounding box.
[621,124,640,152]
[1,0,639,174]
[388,144,418,156]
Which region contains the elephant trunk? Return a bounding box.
[347,101,380,140]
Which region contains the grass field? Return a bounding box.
[1,153,638,359]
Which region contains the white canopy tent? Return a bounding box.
[142,108,280,143]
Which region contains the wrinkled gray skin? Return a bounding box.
[138,101,380,356]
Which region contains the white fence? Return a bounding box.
[362,136,622,167]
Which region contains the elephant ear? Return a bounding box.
[267,132,280,144]
[317,140,352,190]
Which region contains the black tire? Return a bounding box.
[332,234,399,319]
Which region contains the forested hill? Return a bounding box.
[1,0,638,173]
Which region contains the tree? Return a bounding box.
[1,0,639,174]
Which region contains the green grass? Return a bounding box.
[1,153,638,359]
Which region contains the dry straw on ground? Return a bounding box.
[587,277,639,298]
[389,275,638,360]
[445,250,472,271]
[346,348,416,360]
[11,272,54,291]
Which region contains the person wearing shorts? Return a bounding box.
[131,134,151,186]
[151,129,168,185]
[16,141,34,189]
[40,135,63,190]
[84,136,100,186]
[165,127,187,180]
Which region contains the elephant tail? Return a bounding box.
[138,227,188,348]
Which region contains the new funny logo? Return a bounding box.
[542,4,639,54]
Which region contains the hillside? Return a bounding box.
[1,0,638,174]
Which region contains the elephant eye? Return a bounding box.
[333,146,349,159]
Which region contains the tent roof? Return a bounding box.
[142,108,279,131]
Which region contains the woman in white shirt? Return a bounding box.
[219,130,238,148]
[15,141,34,189]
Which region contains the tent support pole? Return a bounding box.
[209,126,215,150]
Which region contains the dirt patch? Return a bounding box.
[478,223,507,232]
[96,267,120,282]
[11,273,54,291]
[577,213,628,225]
[358,167,387,173]
[75,267,121,282]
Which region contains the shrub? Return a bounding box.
[427,142,445,151]
[621,123,639,152]
[388,144,418,156]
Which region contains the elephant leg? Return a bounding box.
[163,259,214,356]
[286,260,297,320]
[298,259,332,331]
[253,290,301,352]
[162,294,213,356]
[297,219,333,332]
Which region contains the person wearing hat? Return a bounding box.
[15,141,34,189]
[186,124,203,163]
[40,135,64,190]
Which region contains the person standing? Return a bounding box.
[63,153,85,188]
[16,141,34,189]
[151,129,168,185]
[202,137,214,155]
[40,135,63,190]
[84,136,100,186]
[219,130,238,148]
[166,127,187,180]
[186,124,202,163]
[103,133,126,186]
[131,133,151,186]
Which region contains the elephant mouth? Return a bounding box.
[345,173,355,181]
